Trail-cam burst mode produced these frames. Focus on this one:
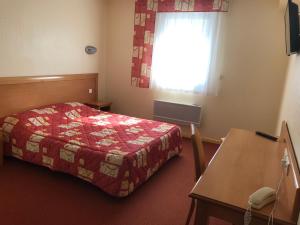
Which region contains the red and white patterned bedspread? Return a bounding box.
[0,103,182,197]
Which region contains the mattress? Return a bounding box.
[0,102,182,197]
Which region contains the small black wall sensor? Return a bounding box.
[85,46,97,55]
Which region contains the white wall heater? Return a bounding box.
[153,100,202,126]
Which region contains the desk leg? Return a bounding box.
[194,200,209,225]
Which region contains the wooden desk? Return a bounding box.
[190,124,300,225]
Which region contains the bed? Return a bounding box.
[0,102,182,197]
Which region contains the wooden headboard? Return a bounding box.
[0,73,98,117]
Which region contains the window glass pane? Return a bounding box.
[151,12,219,93]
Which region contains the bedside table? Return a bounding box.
[85,101,112,112]
[0,129,3,166]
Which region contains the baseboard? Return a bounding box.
[202,137,222,145]
[179,125,222,144]
[183,135,222,145]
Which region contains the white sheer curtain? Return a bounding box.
[151,12,223,95]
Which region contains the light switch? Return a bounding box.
[89,89,93,94]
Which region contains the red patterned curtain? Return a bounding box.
[131,0,229,88]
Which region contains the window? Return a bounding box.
[151,12,222,94]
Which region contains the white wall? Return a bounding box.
[0,0,107,99]
[106,0,288,139]
[278,54,300,162]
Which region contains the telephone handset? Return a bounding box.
[248,187,276,210]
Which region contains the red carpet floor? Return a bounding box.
[0,139,229,225]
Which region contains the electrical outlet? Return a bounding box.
[88,89,93,94]
[281,148,290,175]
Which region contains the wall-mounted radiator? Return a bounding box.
[153,100,201,126]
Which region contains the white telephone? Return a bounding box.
[248,187,276,210]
